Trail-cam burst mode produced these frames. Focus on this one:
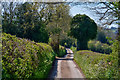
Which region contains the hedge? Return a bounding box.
[57,45,66,57]
[88,40,112,54]
[74,50,118,78]
[2,33,55,78]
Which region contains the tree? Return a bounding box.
[97,30,107,43]
[94,2,120,26]
[2,2,49,43]
[87,2,120,40]
[44,3,71,53]
[70,14,97,50]
[2,2,18,35]
[60,36,76,48]
[96,27,108,43]
[16,2,49,43]
[69,2,119,27]
[69,2,120,39]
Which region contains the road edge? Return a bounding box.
[73,59,86,79]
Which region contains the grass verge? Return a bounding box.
[74,50,118,78]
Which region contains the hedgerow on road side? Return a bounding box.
[2,33,55,78]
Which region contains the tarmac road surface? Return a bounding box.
[48,48,85,79]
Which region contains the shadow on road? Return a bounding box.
[48,52,74,79]
[48,59,58,79]
[47,48,85,79]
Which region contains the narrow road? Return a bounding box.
[48,48,85,78]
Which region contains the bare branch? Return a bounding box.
[99,8,110,20]
[103,19,118,25]
[102,2,118,14]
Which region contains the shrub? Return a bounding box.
[74,50,118,78]
[87,40,96,51]
[70,46,76,53]
[110,40,119,57]
[88,40,112,54]
[96,30,107,43]
[57,45,66,57]
[60,37,75,48]
[2,33,55,78]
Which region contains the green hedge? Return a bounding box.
[57,45,66,57]
[70,46,76,53]
[88,40,112,54]
[2,33,55,78]
[74,50,118,78]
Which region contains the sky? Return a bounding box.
[69,3,118,28]
[69,3,98,21]
[0,1,118,28]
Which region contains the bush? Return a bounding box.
[60,37,75,48]
[110,40,119,76]
[96,30,107,43]
[70,46,76,53]
[57,45,66,57]
[88,40,112,54]
[74,50,118,78]
[110,40,119,57]
[2,33,55,78]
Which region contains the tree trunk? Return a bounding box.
[50,34,59,54]
[77,39,88,50]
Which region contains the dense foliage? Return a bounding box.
[60,37,76,48]
[70,46,77,53]
[57,46,66,57]
[70,14,97,50]
[2,2,49,43]
[1,2,119,79]
[88,40,112,54]
[46,3,71,53]
[2,33,55,78]
[2,2,72,54]
[96,30,107,43]
[74,50,118,78]
[110,40,119,58]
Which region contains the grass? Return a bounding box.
[74,50,118,78]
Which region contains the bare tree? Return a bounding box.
[90,2,120,26]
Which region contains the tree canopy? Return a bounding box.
[2,2,49,43]
[70,14,97,50]
[44,3,71,53]
[2,2,71,53]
